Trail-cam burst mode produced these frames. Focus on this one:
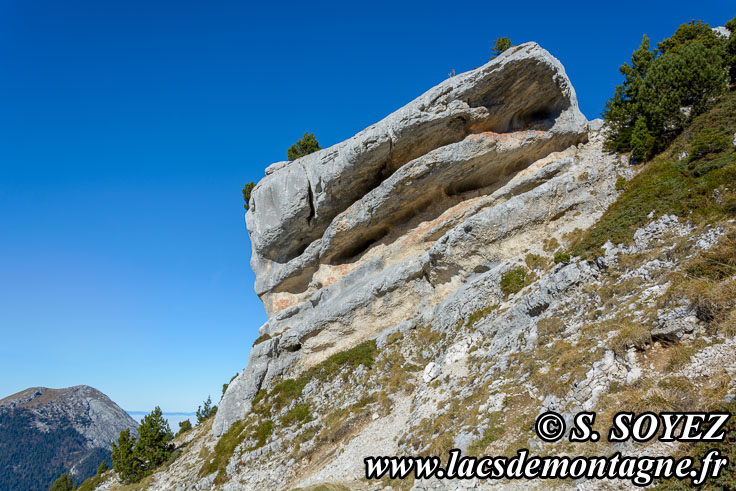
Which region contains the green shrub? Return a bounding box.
[603,21,727,157]
[689,128,731,162]
[524,253,549,271]
[176,419,192,436]
[630,117,656,162]
[78,472,105,491]
[252,332,272,346]
[570,89,736,258]
[553,252,570,264]
[490,37,512,59]
[287,132,321,161]
[282,403,312,427]
[199,419,247,483]
[196,396,216,424]
[250,420,274,450]
[252,340,379,417]
[500,267,529,296]
[49,473,74,491]
[242,182,255,210]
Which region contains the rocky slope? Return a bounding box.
[0,385,138,489]
[99,40,736,490]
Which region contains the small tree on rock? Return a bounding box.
[287,132,321,161]
[242,182,255,210]
[490,37,512,59]
[196,396,216,424]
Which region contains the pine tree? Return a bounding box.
[134,407,173,471]
[725,15,736,84]
[630,117,654,162]
[49,473,75,491]
[242,182,255,210]
[490,37,512,58]
[287,132,321,161]
[656,19,724,55]
[603,23,727,160]
[602,35,655,154]
[111,428,141,483]
[196,396,216,424]
[96,460,108,475]
[640,40,726,144]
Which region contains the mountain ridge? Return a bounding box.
[0,385,138,490]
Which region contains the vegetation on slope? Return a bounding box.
[0,408,91,491]
[570,16,736,260]
[110,407,174,484]
[603,20,730,161]
[571,88,736,258]
[199,340,378,484]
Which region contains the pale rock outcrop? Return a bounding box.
[712,25,731,38]
[246,42,587,313]
[215,42,598,437]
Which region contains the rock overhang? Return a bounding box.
[246,42,587,312]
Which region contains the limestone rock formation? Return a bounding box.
[215,42,590,437]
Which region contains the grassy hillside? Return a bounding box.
[572,90,736,258]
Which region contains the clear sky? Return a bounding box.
[1,0,733,414]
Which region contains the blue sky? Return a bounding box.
[1,0,733,414]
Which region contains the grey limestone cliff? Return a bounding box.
[214,42,592,437]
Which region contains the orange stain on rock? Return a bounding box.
[273,297,294,313]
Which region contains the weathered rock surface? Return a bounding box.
[246,42,588,315]
[215,43,594,437]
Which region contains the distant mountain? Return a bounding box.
[0,385,138,490]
